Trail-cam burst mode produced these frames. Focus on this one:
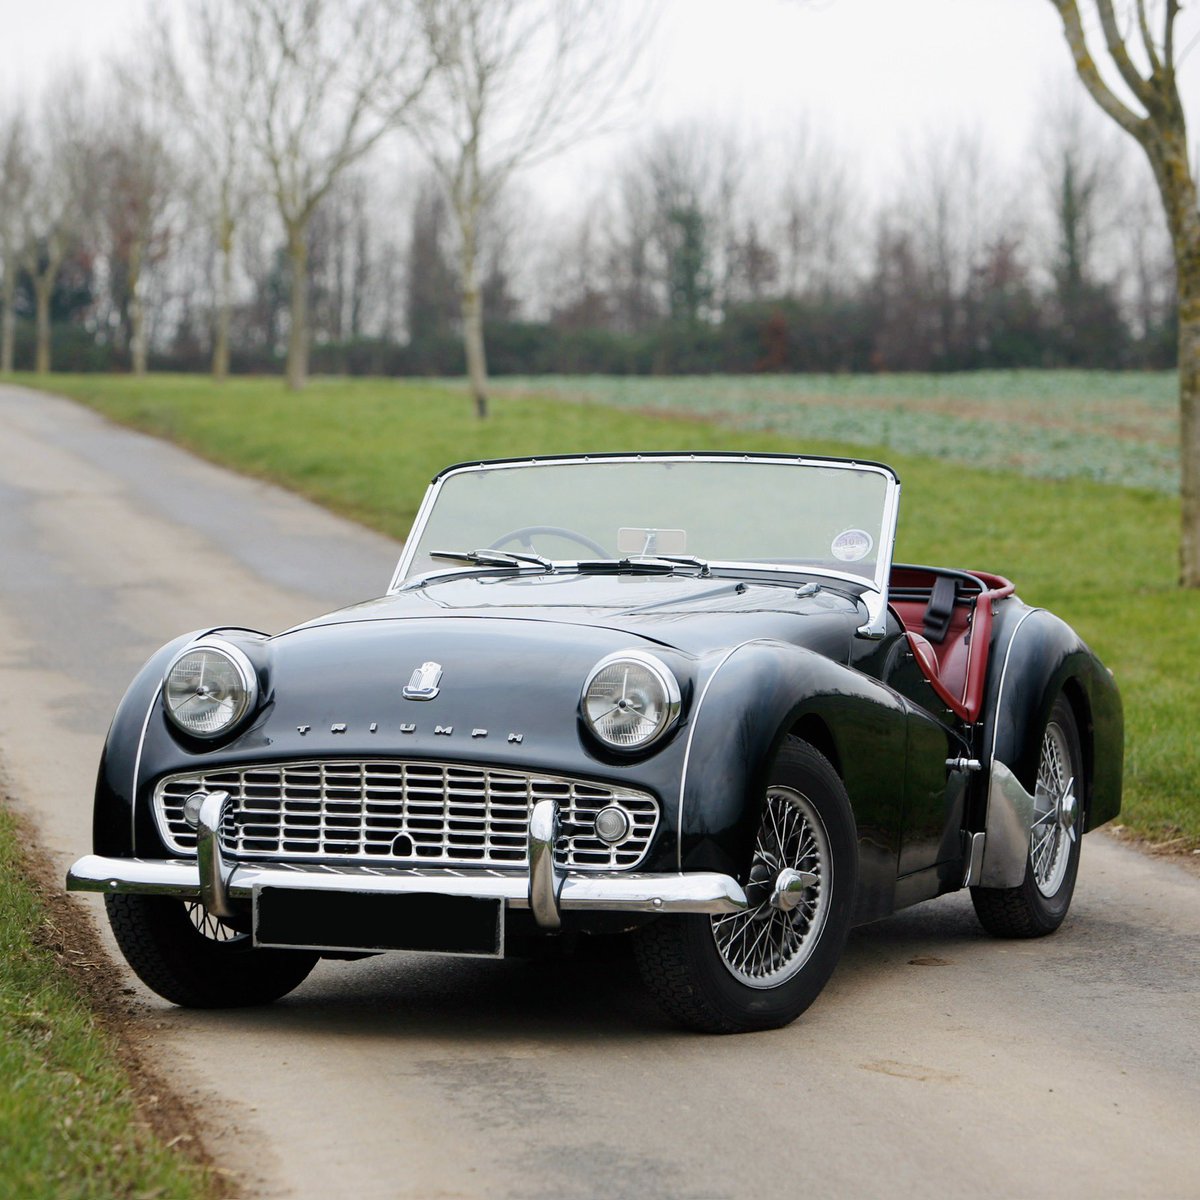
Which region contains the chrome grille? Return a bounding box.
[152,760,659,870]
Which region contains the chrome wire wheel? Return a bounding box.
[185,901,246,944]
[1031,719,1078,897]
[711,786,832,988]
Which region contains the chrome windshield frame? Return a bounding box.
[387,453,900,637]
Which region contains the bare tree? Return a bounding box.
[418,0,654,417]
[97,72,175,377]
[1048,0,1200,585]
[0,109,33,373]
[19,78,95,375]
[154,0,256,382]
[237,0,434,390]
[777,124,858,302]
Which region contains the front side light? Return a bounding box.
[163,641,258,739]
[582,651,681,751]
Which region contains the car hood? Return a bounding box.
[283,571,861,659]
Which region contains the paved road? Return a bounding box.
[1,383,1197,1200]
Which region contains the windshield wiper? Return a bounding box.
[646,554,710,576]
[430,548,554,571]
[573,556,709,576]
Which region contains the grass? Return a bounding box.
[7,371,1198,855]
[0,804,215,1200]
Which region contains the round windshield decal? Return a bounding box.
[831,528,873,562]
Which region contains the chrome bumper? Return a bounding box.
[68,796,748,931]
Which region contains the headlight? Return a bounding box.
[582,651,681,751]
[163,640,258,739]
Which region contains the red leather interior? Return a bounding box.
[890,567,1015,723]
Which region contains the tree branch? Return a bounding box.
[1050,1,1147,140]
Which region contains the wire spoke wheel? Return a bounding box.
[1030,719,1077,898]
[711,786,831,988]
[185,901,246,944]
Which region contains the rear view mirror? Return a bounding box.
[617,527,688,556]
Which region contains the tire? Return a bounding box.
[634,737,857,1033]
[971,695,1084,938]
[106,894,319,1008]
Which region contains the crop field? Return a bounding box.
[493,371,1179,493]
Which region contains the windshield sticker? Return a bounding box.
[831,528,873,562]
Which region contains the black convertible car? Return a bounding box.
[69,453,1122,1032]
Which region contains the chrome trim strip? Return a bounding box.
[130,683,162,856]
[676,642,755,872]
[66,855,751,915]
[528,799,562,929]
[988,607,1043,766]
[196,791,235,918]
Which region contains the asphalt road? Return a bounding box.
[1,383,1197,1200]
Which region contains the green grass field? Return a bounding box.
[13,370,1195,853]
[0,807,214,1200]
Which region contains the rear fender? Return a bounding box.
[975,606,1123,882]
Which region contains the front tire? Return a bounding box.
[634,737,857,1033]
[106,894,319,1008]
[971,695,1084,938]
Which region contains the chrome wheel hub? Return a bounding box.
[711,786,831,988]
[1031,721,1076,897]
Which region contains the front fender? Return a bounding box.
[676,640,909,921]
[93,627,271,856]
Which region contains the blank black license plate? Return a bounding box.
[253,888,503,957]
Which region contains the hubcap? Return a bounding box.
[711,786,831,988]
[1031,721,1076,897]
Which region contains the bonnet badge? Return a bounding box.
[403,660,443,701]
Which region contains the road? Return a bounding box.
[1,382,1197,1200]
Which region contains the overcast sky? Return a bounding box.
[6,0,1200,207]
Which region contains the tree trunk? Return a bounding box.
[1,278,14,373]
[33,275,52,374]
[459,218,488,419]
[285,222,309,391]
[129,245,147,377]
[462,278,489,420]
[1179,282,1200,586]
[212,216,234,383]
[1142,121,1200,587]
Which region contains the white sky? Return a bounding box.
[5,0,1200,207]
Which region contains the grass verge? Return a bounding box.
[0,799,217,1199]
[8,371,1198,852]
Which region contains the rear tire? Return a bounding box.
[634,737,857,1033]
[971,695,1084,938]
[106,894,319,1008]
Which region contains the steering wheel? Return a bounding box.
[488,525,609,557]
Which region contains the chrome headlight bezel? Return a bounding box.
[581,650,682,753]
[162,639,259,740]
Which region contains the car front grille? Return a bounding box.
[152,759,659,871]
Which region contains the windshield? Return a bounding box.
[396,455,897,589]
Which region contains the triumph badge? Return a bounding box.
[403,660,443,701]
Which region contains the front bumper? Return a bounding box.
[68,795,748,934]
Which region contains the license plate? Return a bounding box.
[252,887,504,957]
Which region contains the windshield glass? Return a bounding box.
[398,456,896,587]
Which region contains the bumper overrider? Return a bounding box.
[67,794,750,953]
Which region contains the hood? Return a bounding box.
[285,571,860,659]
